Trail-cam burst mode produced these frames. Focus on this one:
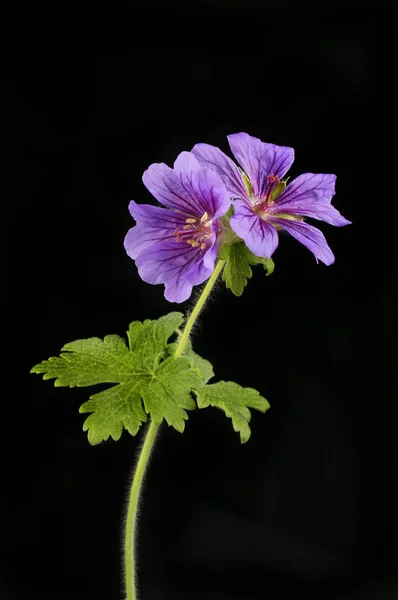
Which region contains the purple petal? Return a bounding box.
[184,254,214,286]
[134,240,213,303]
[273,173,351,226]
[142,161,200,216]
[227,132,294,198]
[124,201,188,259]
[143,152,230,219]
[202,235,218,271]
[174,153,231,219]
[191,142,248,200]
[269,217,335,265]
[165,279,193,303]
[173,150,201,174]
[230,200,279,258]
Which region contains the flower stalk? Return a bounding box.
[124,260,225,600]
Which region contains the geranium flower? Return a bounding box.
[192,132,351,265]
[124,151,230,303]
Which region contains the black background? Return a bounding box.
[5,2,397,599]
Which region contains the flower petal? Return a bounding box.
[227,132,294,198]
[142,161,200,216]
[174,152,231,219]
[191,142,248,200]
[269,217,335,265]
[173,150,201,174]
[272,173,351,226]
[143,152,230,219]
[124,201,188,259]
[184,254,214,286]
[134,240,212,303]
[202,235,218,271]
[230,200,279,258]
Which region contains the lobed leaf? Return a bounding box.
[196,381,270,443]
[31,312,202,444]
[219,242,275,296]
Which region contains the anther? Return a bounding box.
[267,174,280,184]
[200,212,209,223]
[186,218,196,223]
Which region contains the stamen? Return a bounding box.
[175,215,213,248]
[262,173,281,205]
[267,174,280,184]
[173,228,184,242]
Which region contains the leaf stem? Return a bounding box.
[124,259,225,600]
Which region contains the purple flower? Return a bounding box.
[124,151,230,303]
[192,132,351,265]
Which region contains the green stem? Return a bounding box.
[175,259,225,358]
[124,259,226,600]
[125,419,158,600]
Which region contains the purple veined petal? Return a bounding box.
[124,201,189,259]
[143,162,195,214]
[271,173,351,226]
[273,204,351,227]
[227,132,295,199]
[268,217,335,265]
[134,239,211,303]
[230,200,279,258]
[142,158,204,217]
[192,142,249,200]
[277,173,336,204]
[173,150,201,174]
[175,157,231,219]
[184,255,214,286]
[127,199,189,227]
[165,279,193,303]
[202,233,218,271]
[143,152,230,219]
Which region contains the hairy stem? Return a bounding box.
[124,259,225,600]
[175,259,225,358]
[125,419,158,600]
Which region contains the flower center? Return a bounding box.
[173,211,213,250]
[253,173,280,214]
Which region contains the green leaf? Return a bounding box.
[142,357,201,432]
[79,386,147,445]
[184,344,214,383]
[253,254,275,277]
[167,337,214,384]
[219,241,275,296]
[127,312,184,369]
[32,335,133,387]
[31,312,202,444]
[196,381,270,443]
